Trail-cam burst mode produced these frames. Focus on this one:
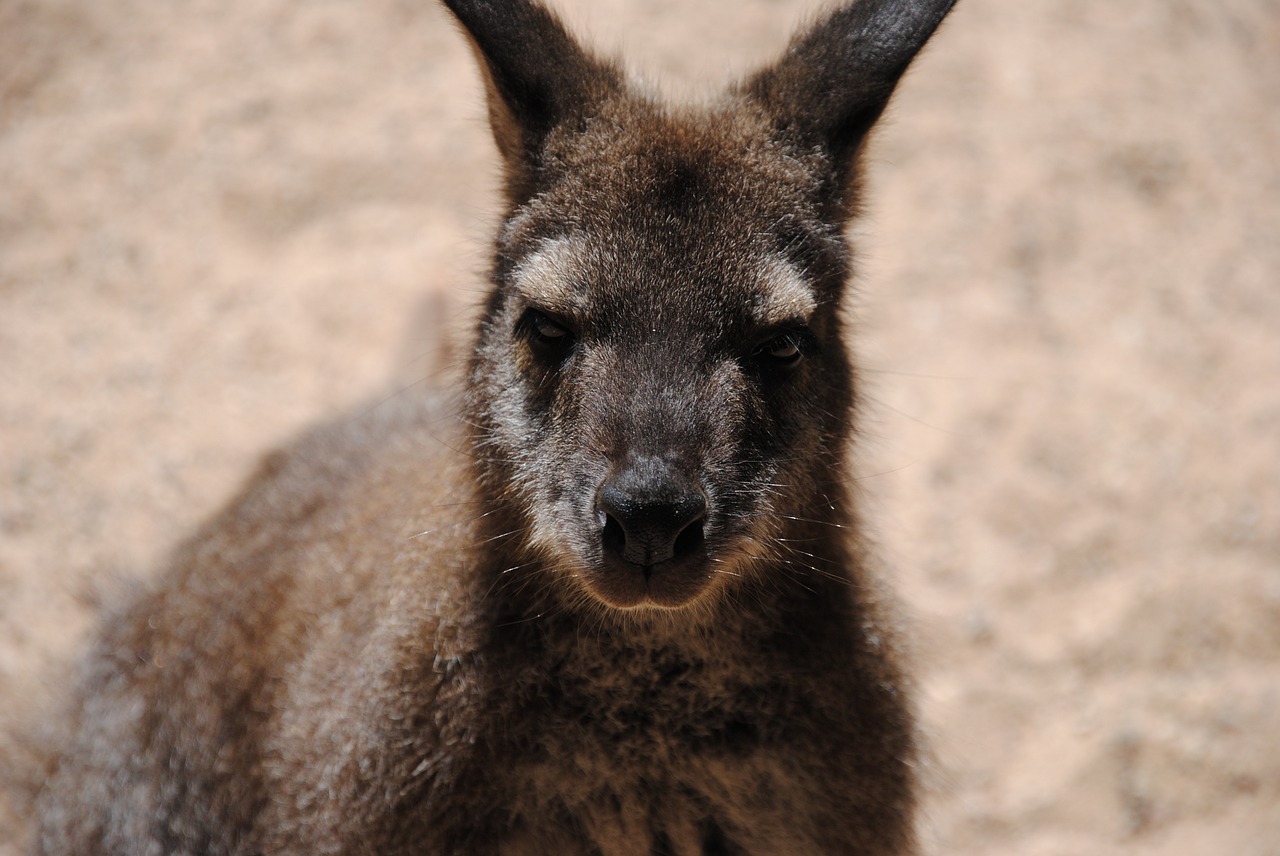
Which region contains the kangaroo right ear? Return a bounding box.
[442,0,624,204]
[740,0,958,204]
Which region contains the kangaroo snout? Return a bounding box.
[590,454,711,608]
[596,457,708,567]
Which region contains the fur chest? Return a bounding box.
[463,637,838,855]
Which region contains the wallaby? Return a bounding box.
[31,0,957,853]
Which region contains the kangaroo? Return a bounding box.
[31,0,957,853]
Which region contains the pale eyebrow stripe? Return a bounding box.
[510,236,590,316]
[754,257,817,326]
[514,241,814,328]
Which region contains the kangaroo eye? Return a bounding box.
[766,335,802,363]
[531,312,570,342]
[519,308,576,362]
[755,332,810,366]
[745,327,817,381]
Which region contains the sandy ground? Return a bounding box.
[2,0,1278,852]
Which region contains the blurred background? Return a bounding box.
[2,0,1277,852]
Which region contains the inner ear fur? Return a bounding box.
[443,0,624,204]
[740,0,958,192]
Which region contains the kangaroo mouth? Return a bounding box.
[585,552,714,610]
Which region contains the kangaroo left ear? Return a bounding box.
[443,0,624,205]
[740,0,957,198]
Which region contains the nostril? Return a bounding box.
[672,511,706,561]
[601,511,627,557]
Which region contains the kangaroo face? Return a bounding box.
[450,0,957,613]
[473,105,853,609]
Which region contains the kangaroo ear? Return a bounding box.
[740,0,957,197]
[443,0,623,203]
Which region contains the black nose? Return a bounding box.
[597,459,707,567]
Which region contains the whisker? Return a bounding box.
[776,514,850,529]
[408,506,513,541]
[481,526,531,545]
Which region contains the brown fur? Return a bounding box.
[31,1,957,853]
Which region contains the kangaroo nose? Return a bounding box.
[597,460,707,567]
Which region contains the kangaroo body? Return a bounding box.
[33,1,957,853]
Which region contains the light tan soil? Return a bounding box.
[2,1,1278,852]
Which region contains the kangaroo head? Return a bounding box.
[448,0,954,611]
